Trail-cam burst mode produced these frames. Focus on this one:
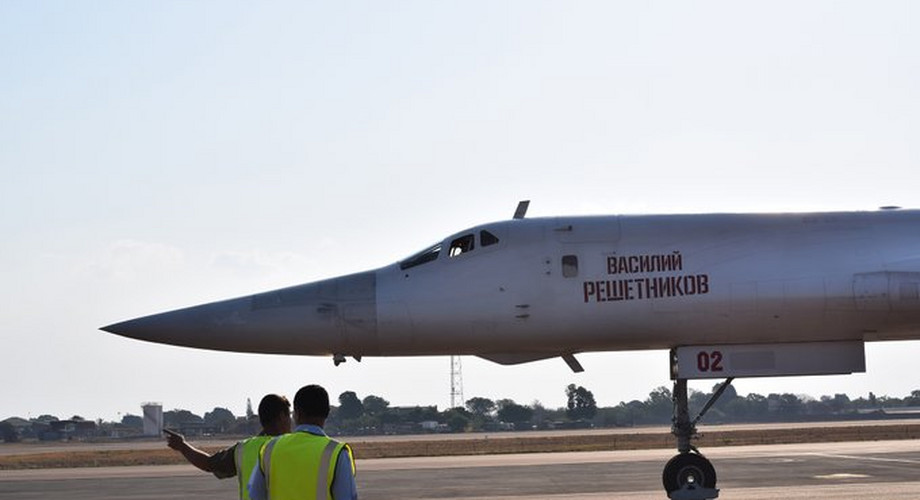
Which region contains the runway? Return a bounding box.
[2,440,918,499]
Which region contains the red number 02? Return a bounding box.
[696,350,724,372]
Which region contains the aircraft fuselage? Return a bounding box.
[102,209,920,364]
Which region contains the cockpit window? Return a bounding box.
[399,243,441,270]
[449,234,475,257]
[480,230,499,247]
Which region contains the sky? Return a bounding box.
[1,1,919,423]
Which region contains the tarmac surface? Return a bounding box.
[1,439,919,499]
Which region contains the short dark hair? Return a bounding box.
[258,394,290,428]
[294,384,330,419]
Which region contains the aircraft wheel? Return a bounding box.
[661,452,716,494]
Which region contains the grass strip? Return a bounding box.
[2,423,918,470]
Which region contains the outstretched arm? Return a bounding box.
[165,429,213,472]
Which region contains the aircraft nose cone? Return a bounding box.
[101,271,379,355]
[101,294,268,351]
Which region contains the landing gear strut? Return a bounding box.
[664,349,733,499]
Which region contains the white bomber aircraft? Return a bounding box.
[102,201,920,499]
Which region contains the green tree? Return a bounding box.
[338,391,364,420]
[822,393,851,414]
[905,390,920,406]
[204,407,236,432]
[768,393,803,417]
[465,397,495,417]
[362,395,390,416]
[710,382,738,412]
[645,386,673,422]
[565,384,598,421]
[0,422,18,443]
[164,409,203,428]
[622,399,651,425]
[442,407,471,432]
[530,400,563,429]
[121,414,143,428]
[496,399,533,429]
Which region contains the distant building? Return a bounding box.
[880,406,920,416]
[419,420,439,431]
[48,419,97,440]
[857,406,920,418]
[142,403,163,436]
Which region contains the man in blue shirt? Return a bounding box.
[249,385,357,500]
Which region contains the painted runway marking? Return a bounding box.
[814,473,871,479]
[810,453,920,465]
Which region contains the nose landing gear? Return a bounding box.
[664,350,734,499]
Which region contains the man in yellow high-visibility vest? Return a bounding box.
[166,394,292,500]
[249,384,357,500]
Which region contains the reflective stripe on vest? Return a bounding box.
[234,436,272,500]
[261,432,345,500]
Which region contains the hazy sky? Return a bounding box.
[2,1,918,422]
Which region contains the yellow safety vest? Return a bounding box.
[260,431,353,500]
[235,435,273,500]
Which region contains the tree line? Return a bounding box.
[325,385,920,435]
[2,385,919,442]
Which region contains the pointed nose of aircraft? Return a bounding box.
[101,271,379,356]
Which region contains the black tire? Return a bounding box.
[661,453,717,494]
